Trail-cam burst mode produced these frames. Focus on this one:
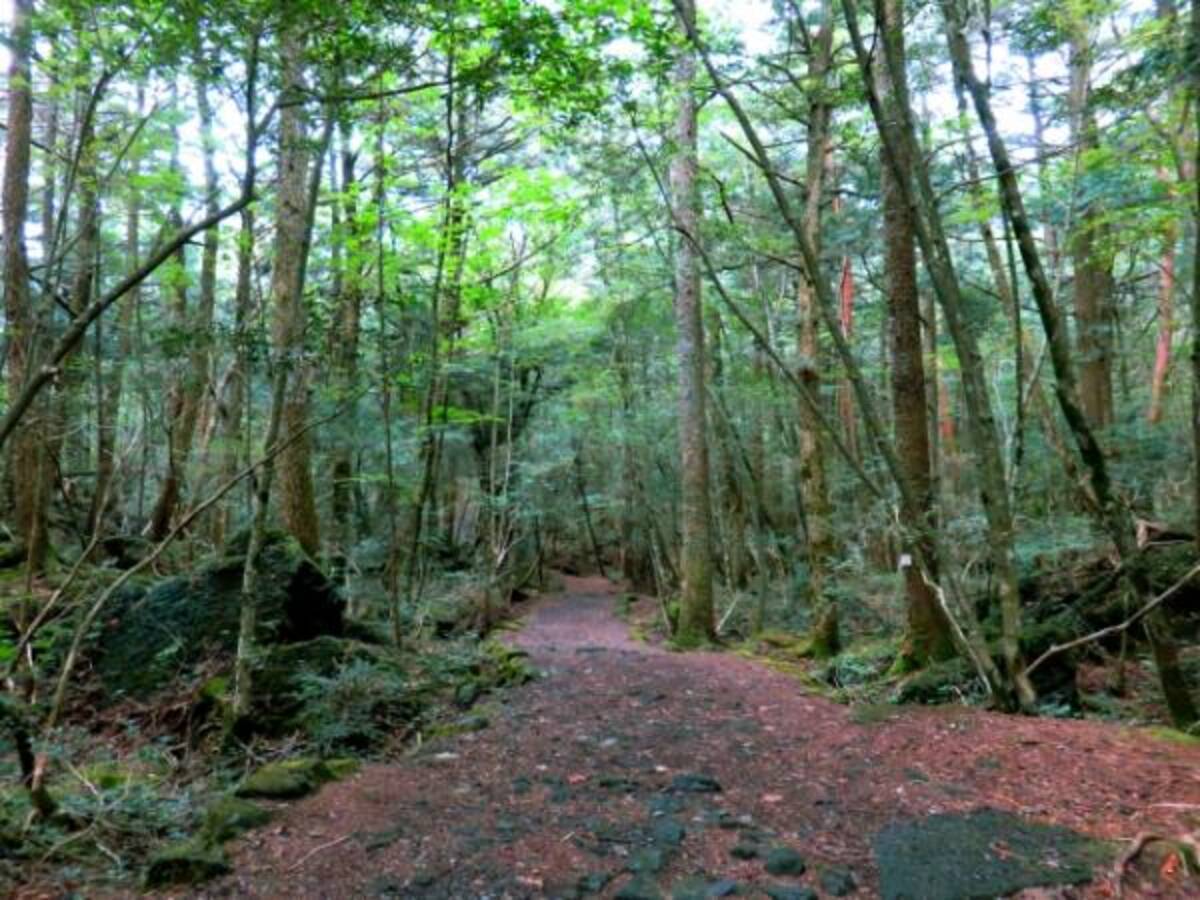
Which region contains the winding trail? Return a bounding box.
[199,576,1200,899]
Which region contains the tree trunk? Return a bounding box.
[879,0,953,668]
[1068,21,1116,428]
[794,2,838,658]
[2,0,48,571]
[670,0,715,645]
[272,27,321,557]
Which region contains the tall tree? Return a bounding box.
[2,0,47,570]
[795,1,838,657]
[670,0,714,644]
[878,0,952,667]
[271,26,321,557]
[1067,11,1116,427]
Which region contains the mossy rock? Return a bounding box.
[1141,725,1200,746]
[234,756,358,800]
[94,530,344,699]
[144,837,230,888]
[235,758,332,799]
[481,640,536,687]
[873,807,1109,899]
[895,657,973,704]
[201,796,272,843]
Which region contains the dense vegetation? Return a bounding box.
[2,0,1200,890]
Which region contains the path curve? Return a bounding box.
[196,576,1200,899]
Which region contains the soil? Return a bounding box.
[184,576,1200,899]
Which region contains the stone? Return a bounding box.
[144,838,230,888]
[96,530,344,700]
[706,878,741,896]
[819,866,857,897]
[652,818,686,847]
[873,807,1109,900]
[615,876,663,900]
[235,758,334,799]
[670,773,722,794]
[628,848,668,874]
[764,846,806,876]
[200,796,272,843]
[729,843,759,860]
[763,886,816,900]
[577,871,612,893]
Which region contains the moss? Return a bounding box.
[201,796,272,843]
[1141,725,1200,746]
[851,702,902,726]
[144,838,230,888]
[235,758,331,800]
[895,657,973,704]
[94,530,344,700]
[324,757,361,779]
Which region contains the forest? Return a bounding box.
[2,0,1200,896]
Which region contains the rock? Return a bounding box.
[873,807,1109,900]
[200,796,272,843]
[706,878,741,896]
[670,773,722,793]
[235,758,336,799]
[730,842,759,860]
[615,875,663,900]
[763,887,816,900]
[819,866,857,896]
[628,848,668,874]
[577,871,612,894]
[764,846,806,876]
[144,838,230,888]
[95,530,344,700]
[651,818,686,847]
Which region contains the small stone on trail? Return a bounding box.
[670,773,723,793]
[706,878,742,896]
[730,842,759,860]
[763,886,817,900]
[615,875,664,900]
[577,871,612,894]
[819,866,857,896]
[628,847,668,874]
[652,817,686,847]
[764,846,806,876]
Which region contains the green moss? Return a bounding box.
[851,702,902,726]
[323,757,361,779]
[201,796,272,843]
[1142,725,1200,746]
[144,838,230,888]
[235,758,330,800]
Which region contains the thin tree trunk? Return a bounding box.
[670,0,715,645]
[795,2,838,658]
[2,0,47,571]
[879,0,953,668]
[272,28,321,557]
[1068,20,1116,427]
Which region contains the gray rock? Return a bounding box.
[764,846,806,876]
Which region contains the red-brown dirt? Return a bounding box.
[186,576,1200,899]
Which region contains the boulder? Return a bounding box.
[144,838,230,888]
[95,530,344,699]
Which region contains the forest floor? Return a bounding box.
[184,576,1200,900]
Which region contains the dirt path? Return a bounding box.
[197,577,1200,899]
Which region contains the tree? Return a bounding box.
[878,0,953,667]
[669,0,715,645]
